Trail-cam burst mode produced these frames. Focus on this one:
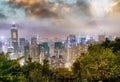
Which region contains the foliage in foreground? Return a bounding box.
[73,45,120,82]
[0,38,120,82]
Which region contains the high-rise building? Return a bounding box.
[30,37,39,62]
[11,24,18,52]
[42,42,50,58]
[20,38,25,51]
[80,37,86,44]
[31,37,37,45]
[8,38,12,47]
[7,46,15,60]
[24,40,30,62]
[98,35,105,42]
[66,34,77,48]
[54,42,63,49]
[0,41,2,53]
[20,38,25,46]
[54,42,63,57]
[38,44,45,64]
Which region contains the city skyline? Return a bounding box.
[0,1,120,81]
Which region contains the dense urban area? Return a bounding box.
[0,0,120,82]
[0,24,120,82]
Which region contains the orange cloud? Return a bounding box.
[110,1,120,17]
[8,0,58,18]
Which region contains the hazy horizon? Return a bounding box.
[1,0,120,40]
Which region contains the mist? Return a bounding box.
[0,0,120,39]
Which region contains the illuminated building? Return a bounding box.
[20,38,25,51]
[30,37,39,62]
[0,41,2,53]
[54,42,63,49]
[41,42,50,58]
[24,40,30,62]
[38,44,45,64]
[7,46,15,60]
[98,35,105,42]
[66,34,77,48]
[11,24,18,52]
[8,38,12,47]
[31,37,37,45]
[80,37,86,44]
[54,41,63,57]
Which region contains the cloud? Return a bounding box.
[0,13,6,19]
[76,0,91,16]
[110,0,120,18]
[7,0,59,18]
[0,0,120,39]
[25,3,58,18]
[7,0,92,19]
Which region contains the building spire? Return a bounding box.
[11,23,17,29]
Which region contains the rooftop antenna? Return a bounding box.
[11,21,17,29]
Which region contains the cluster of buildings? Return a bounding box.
[0,24,116,68]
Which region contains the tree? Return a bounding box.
[73,45,118,82]
[101,38,111,48]
[101,37,120,53]
[21,58,52,82]
[53,68,74,82]
[0,54,26,82]
[41,59,52,82]
[21,58,43,82]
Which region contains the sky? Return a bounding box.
[0,0,120,41]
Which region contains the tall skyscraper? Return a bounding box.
[0,41,2,53]
[42,42,50,57]
[80,37,86,44]
[66,34,77,48]
[98,35,105,42]
[8,38,12,47]
[11,24,18,52]
[54,42,63,49]
[30,37,39,62]
[20,38,25,46]
[20,38,25,51]
[31,37,37,45]
[24,40,30,62]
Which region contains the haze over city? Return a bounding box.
[0,0,120,41]
[0,1,120,82]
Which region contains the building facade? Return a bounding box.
[11,24,18,52]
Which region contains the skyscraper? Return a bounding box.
[42,42,50,57]
[0,41,2,53]
[30,37,39,62]
[20,38,25,46]
[98,35,105,42]
[20,38,25,51]
[66,34,77,48]
[54,42,63,49]
[11,24,18,52]
[24,40,30,62]
[31,37,37,45]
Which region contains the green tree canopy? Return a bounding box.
[73,45,119,82]
[0,54,26,82]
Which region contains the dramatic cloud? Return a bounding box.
[0,0,120,40]
[110,0,120,18]
[76,0,91,16]
[0,13,6,19]
[6,0,92,19]
[7,0,59,18]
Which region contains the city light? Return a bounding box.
[0,0,120,82]
[65,62,71,70]
[0,36,5,40]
